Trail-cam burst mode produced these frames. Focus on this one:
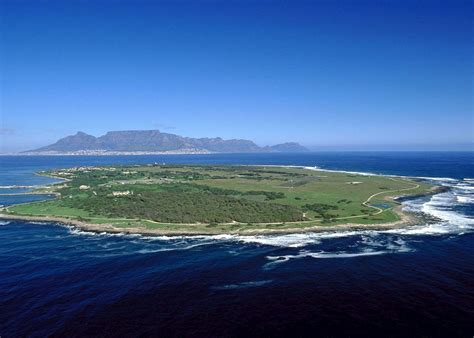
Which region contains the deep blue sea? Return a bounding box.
[1,152,473,337]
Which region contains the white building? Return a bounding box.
[111,191,132,196]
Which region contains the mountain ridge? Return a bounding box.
[25,130,309,154]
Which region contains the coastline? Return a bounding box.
[0,204,427,236]
[0,167,446,237]
[0,149,214,156]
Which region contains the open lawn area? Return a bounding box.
[4,165,435,233]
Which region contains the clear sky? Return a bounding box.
[1,0,473,152]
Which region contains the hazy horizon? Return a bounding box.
[2,128,473,153]
[1,0,473,152]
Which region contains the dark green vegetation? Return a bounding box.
[6,165,434,233]
[62,188,302,224]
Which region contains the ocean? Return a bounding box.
[0,152,473,337]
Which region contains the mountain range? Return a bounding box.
[25,130,309,154]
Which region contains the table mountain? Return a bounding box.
[26,130,309,154]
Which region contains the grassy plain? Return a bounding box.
[4,165,434,233]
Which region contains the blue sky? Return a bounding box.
[1,0,472,152]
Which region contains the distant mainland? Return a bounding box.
[20,130,309,155]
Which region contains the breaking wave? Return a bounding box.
[10,169,471,264]
[390,178,474,236]
[263,235,413,267]
[304,166,378,176]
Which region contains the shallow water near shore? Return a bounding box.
[1,152,473,336]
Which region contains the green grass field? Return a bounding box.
[5,165,434,233]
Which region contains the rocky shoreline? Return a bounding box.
[0,204,429,236]
[0,169,447,237]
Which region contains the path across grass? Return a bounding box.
[4,165,434,233]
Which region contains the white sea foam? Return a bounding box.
[136,247,184,254]
[416,177,458,182]
[301,250,390,258]
[388,178,474,236]
[385,224,453,235]
[67,227,108,237]
[0,220,11,226]
[219,230,379,248]
[457,195,474,204]
[421,192,473,227]
[455,185,474,191]
[28,221,51,225]
[262,235,413,268]
[304,166,379,176]
[234,233,322,247]
[63,225,376,250]
[264,248,405,267]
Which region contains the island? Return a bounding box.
[0,165,440,235]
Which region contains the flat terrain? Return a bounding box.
[3,165,435,234]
